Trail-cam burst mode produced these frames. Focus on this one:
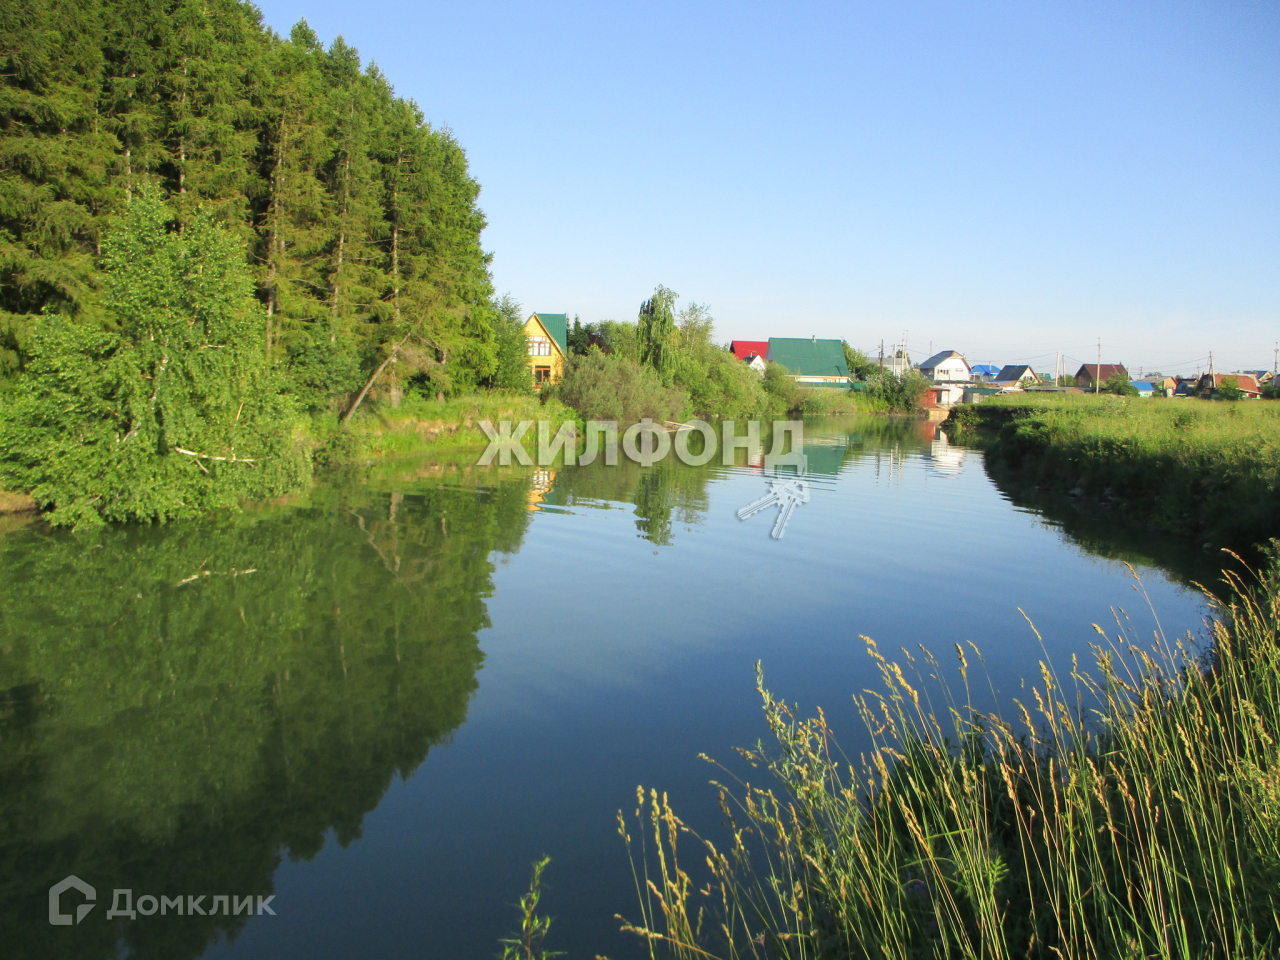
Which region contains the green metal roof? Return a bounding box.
[765,338,850,378]
[531,313,568,355]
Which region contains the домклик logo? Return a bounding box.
[49,875,96,926]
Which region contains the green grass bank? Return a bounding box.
[329,392,577,463]
[945,394,1280,550]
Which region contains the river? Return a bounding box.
[0,416,1217,958]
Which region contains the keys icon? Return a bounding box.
[736,478,809,539]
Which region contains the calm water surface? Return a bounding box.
[0,417,1216,959]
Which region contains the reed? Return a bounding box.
[618,550,1280,958]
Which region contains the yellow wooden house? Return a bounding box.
[523,312,568,388]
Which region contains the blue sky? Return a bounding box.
[252,0,1279,376]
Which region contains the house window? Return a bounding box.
[527,336,551,357]
[534,366,552,384]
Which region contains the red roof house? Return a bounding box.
[1198,373,1262,398]
[730,340,770,362]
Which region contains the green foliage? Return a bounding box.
[861,367,931,412]
[673,345,783,420]
[1218,375,1245,401]
[622,555,1280,958]
[499,857,564,960]
[842,340,877,380]
[662,301,782,419]
[549,349,687,428]
[0,191,308,525]
[637,284,677,382]
[488,294,533,392]
[1105,370,1139,396]
[1263,381,1280,401]
[761,360,805,412]
[0,0,497,416]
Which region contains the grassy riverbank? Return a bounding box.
[946,394,1280,549]
[621,551,1280,958]
[330,392,577,462]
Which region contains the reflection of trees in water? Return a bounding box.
[0,478,532,960]
[976,457,1231,590]
[542,461,713,546]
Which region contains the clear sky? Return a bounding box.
[251,0,1279,376]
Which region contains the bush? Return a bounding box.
[549,349,687,428]
[861,368,931,411]
[0,191,309,526]
[671,348,783,420]
[1104,371,1140,397]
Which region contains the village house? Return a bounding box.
[919,350,972,382]
[1075,363,1129,391]
[729,340,769,376]
[917,350,970,406]
[766,337,851,386]
[970,364,1002,381]
[995,364,1039,384]
[1197,372,1263,399]
[1130,381,1155,398]
[523,312,568,388]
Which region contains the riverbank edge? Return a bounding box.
[0,488,35,514]
[943,399,1280,552]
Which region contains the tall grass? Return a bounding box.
[947,395,1280,547]
[618,552,1280,959]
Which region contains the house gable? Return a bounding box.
[920,350,971,381]
[526,313,568,356]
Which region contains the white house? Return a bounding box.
[919,350,971,383]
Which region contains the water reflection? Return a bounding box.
[0,479,530,960]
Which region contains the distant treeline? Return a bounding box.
[1,0,520,408]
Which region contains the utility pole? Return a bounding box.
[1273,341,1277,379]
[1095,338,1101,394]
[879,339,884,373]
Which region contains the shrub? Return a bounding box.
[549,349,687,428]
[1104,371,1140,396]
[861,368,931,411]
